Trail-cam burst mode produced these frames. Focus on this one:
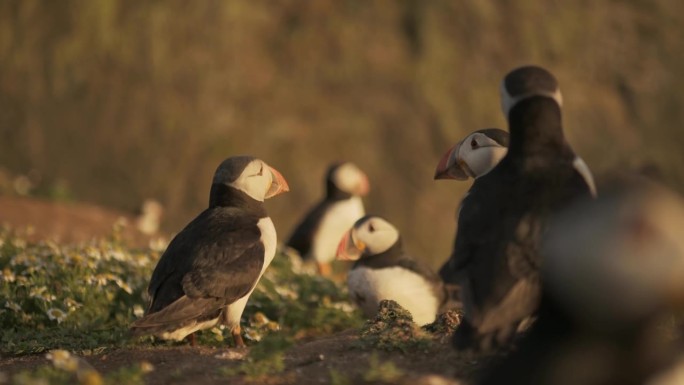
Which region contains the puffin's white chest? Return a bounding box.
[222,216,277,327]
[347,266,439,325]
[257,216,278,272]
[311,197,365,263]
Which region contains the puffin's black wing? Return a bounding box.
[286,200,331,258]
[142,207,264,318]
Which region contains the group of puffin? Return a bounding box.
[130,65,684,384]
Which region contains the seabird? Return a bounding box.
[336,215,445,325]
[434,128,509,181]
[130,156,289,347]
[442,65,596,351]
[287,161,369,276]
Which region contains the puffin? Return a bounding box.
[434,128,596,195]
[442,65,596,351]
[477,180,684,385]
[336,215,445,325]
[130,156,289,347]
[434,128,509,285]
[434,128,509,181]
[434,128,596,282]
[287,161,369,276]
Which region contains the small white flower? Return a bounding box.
[64,298,82,312]
[133,305,144,318]
[5,300,21,312]
[113,278,133,294]
[1,268,15,283]
[30,286,56,302]
[46,308,67,323]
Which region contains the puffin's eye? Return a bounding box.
[258,165,264,176]
[368,223,375,233]
[471,139,479,149]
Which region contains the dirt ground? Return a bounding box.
[0,330,484,384]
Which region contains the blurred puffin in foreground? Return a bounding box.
[287,161,369,276]
[478,180,684,385]
[336,215,446,325]
[130,156,289,347]
[441,65,596,351]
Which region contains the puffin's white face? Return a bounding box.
[458,132,508,178]
[499,75,563,119]
[434,132,508,180]
[222,159,289,202]
[336,216,400,261]
[332,163,370,196]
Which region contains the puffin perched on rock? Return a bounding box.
[441,66,596,351]
[478,181,684,385]
[287,161,369,276]
[130,156,289,347]
[336,215,445,325]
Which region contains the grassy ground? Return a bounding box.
[0,226,473,384]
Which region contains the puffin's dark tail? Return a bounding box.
[128,296,222,338]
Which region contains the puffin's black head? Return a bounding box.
[324,161,370,199]
[209,155,289,207]
[434,128,509,180]
[500,65,563,120]
[336,215,400,261]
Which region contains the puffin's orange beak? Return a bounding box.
[355,174,370,196]
[336,229,365,261]
[434,142,468,181]
[265,166,290,198]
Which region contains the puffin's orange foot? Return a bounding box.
[231,325,246,348]
[317,262,332,277]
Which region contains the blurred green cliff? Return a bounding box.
[1,0,683,267]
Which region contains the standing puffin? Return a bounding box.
[478,181,684,385]
[434,128,509,181]
[336,215,445,325]
[442,66,595,351]
[287,161,369,276]
[434,128,510,284]
[130,156,289,347]
[434,128,596,282]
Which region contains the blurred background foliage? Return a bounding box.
[1,0,683,268]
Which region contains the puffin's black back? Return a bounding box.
[146,186,267,316]
[446,97,593,349]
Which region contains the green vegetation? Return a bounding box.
[0,228,362,357]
